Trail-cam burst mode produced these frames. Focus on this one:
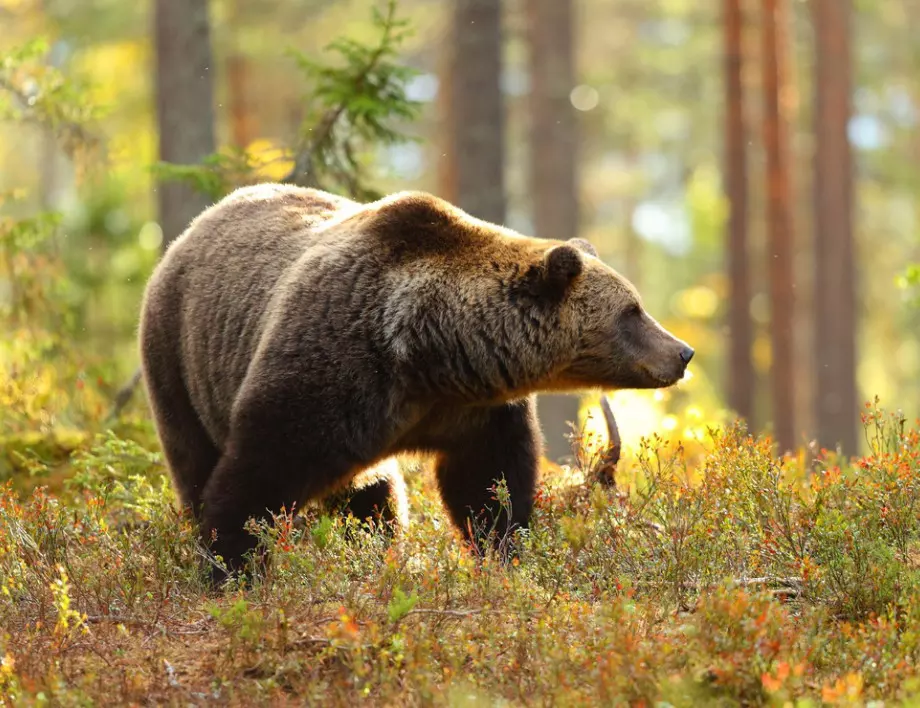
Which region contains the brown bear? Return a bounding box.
[138,183,693,582]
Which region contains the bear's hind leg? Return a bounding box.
[433,398,542,558]
[321,458,409,532]
[140,312,220,520]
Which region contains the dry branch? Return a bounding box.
[599,394,622,466]
[104,367,143,424]
[635,576,804,604]
[587,394,622,488]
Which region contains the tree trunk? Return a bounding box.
[760,0,796,454]
[526,0,580,462]
[227,54,255,148]
[227,0,256,150]
[153,0,217,250]
[449,0,506,224]
[724,0,754,426]
[812,0,858,454]
[436,37,458,204]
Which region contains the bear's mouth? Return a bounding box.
[639,365,687,389]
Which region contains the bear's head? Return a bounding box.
[364,191,693,400]
[526,237,694,393]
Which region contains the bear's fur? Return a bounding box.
[138,184,693,580]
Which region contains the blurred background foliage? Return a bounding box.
[0,0,918,485]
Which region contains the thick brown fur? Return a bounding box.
[138,184,693,582]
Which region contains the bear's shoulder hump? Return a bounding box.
[353,191,475,255]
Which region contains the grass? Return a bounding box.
[2,398,920,706]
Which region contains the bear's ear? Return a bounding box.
[541,244,584,293]
[567,237,598,258]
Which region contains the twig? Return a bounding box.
[84,614,215,639]
[634,576,803,601]
[291,636,332,648]
[84,614,157,628]
[104,367,143,424]
[736,576,802,588]
[401,608,499,620]
[308,607,508,630]
[61,641,113,667]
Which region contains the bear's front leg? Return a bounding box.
[199,392,370,586]
[433,397,542,558]
[199,444,282,584]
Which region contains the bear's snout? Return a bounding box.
[641,322,694,387]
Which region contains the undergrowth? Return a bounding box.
[1,401,920,706]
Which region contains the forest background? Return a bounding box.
[3,0,917,464]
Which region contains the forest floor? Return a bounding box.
[2,401,920,706]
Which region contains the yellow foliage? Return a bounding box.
[0,329,103,460]
[580,391,722,462]
[51,564,89,639]
[71,40,149,109]
[245,138,295,182]
[821,672,864,704]
[671,285,719,320]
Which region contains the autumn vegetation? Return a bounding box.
[3,386,920,704]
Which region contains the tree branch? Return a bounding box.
[280,2,397,190]
[0,75,99,158]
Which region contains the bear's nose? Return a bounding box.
[679,346,695,365]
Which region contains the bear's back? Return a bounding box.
[146,184,360,447]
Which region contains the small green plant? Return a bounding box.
[66,431,163,493]
[387,586,419,623]
[311,514,335,549]
[207,596,266,662]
